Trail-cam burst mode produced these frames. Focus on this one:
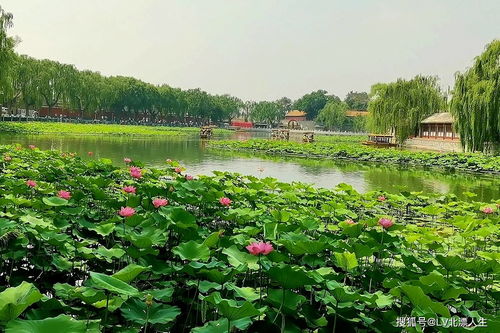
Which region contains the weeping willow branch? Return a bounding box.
[367,75,445,144]
[451,40,500,153]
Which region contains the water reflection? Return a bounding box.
[0,133,498,201]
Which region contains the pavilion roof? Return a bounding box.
[285,110,307,117]
[421,112,454,124]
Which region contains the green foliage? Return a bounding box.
[0,282,42,321]
[5,315,100,333]
[0,5,15,100]
[249,101,282,124]
[345,91,369,110]
[316,100,348,131]
[451,40,500,152]
[292,90,340,120]
[120,298,180,325]
[88,272,140,296]
[0,144,498,332]
[212,138,500,173]
[368,75,444,144]
[173,240,211,262]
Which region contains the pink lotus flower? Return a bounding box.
[119,206,136,217]
[166,159,172,163]
[3,155,12,161]
[378,217,393,229]
[26,180,37,188]
[124,158,132,164]
[246,241,274,256]
[57,190,71,200]
[123,186,136,194]
[130,167,142,179]
[377,196,386,202]
[28,145,36,149]
[153,198,168,208]
[481,207,494,214]
[345,219,356,225]
[174,167,182,173]
[185,174,194,180]
[87,151,93,156]
[219,197,232,206]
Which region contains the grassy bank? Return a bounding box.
[0,144,498,332]
[0,121,230,136]
[211,139,500,173]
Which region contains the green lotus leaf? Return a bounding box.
[280,239,327,255]
[191,318,252,333]
[399,285,450,317]
[0,282,43,321]
[222,245,259,270]
[225,283,260,301]
[5,314,100,333]
[112,264,148,283]
[215,300,260,321]
[173,240,210,262]
[42,197,68,207]
[266,288,306,312]
[88,272,139,296]
[333,251,358,272]
[267,264,316,289]
[96,246,126,262]
[148,287,175,301]
[203,231,222,248]
[121,298,181,325]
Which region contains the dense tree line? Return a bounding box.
[1,54,244,122]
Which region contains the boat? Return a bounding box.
[362,134,398,147]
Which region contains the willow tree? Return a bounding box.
[451,40,500,153]
[368,75,444,144]
[0,5,14,101]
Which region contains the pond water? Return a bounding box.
[1,132,499,201]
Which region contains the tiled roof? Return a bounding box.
[285,110,307,117]
[421,112,454,124]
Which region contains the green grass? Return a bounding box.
[0,122,230,136]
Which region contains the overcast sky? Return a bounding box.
[3,0,499,101]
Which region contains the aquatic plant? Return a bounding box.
[0,145,498,332]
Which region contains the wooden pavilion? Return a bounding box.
[418,112,458,140]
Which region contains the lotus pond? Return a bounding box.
[0,144,499,332]
[1,133,499,202]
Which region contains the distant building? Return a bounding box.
[284,110,307,122]
[405,112,462,152]
[417,112,458,140]
[282,110,314,130]
[230,119,253,128]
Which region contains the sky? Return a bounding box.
[2,0,499,101]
